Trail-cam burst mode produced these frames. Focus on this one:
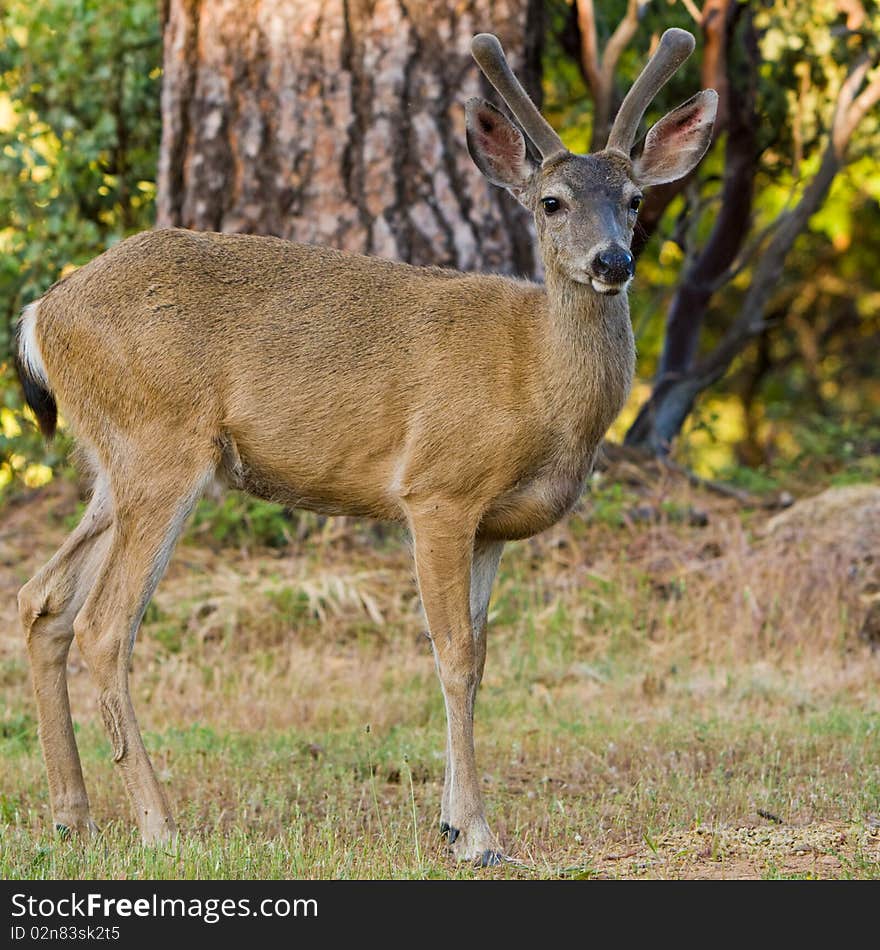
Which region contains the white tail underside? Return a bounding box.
[18,301,49,386]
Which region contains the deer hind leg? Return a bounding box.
[72,456,214,844]
[19,479,113,836]
[440,538,504,841]
[407,500,504,865]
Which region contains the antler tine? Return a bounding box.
[606,28,696,154]
[471,33,567,161]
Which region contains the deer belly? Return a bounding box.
[479,468,587,541]
[215,430,405,521]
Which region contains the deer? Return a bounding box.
[15,28,716,865]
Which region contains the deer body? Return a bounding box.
[17,30,715,863]
[36,227,633,538]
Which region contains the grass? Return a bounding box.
[1,471,879,879]
[2,695,878,879]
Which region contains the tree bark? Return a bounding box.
[157,0,542,277]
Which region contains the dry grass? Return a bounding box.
[1,470,878,879]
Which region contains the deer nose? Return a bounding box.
[592,246,635,283]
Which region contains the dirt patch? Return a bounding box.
[583,820,880,880]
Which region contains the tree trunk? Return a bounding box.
[157,0,542,277]
[623,51,880,455]
[624,4,758,453]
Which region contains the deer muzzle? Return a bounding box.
[589,245,635,295]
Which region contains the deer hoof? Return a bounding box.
[446,823,504,864]
[443,824,460,844]
[55,818,100,839]
[479,849,505,867]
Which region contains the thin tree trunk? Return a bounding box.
[652,4,756,378]
[631,0,733,259]
[623,54,880,454]
[157,0,542,277]
[624,5,757,451]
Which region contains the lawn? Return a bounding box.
[1,468,878,879]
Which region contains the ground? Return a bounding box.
[1,466,878,879]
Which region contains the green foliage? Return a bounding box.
[0,792,23,823]
[782,413,880,486]
[0,711,37,751]
[265,586,314,624]
[0,0,161,492]
[584,479,637,527]
[188,494,297,550]
[717,412,880,492]
[715,463,782,495]
[1,0,878,498]
[546,0,880,477]
[691,4,880,474]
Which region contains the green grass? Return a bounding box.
[3,477,880,878]
[3,668,879,879]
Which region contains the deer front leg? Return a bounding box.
[440,538,504,842]
[407,501,504,865]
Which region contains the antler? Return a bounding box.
[606,28,696,154]
[471,33,567,161]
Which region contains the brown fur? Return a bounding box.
[18,31,715,863]
[36,227,634,535]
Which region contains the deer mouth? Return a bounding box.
[589,277,627,296]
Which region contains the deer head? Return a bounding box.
[466,29,718,295]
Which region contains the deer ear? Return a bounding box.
[465,98,536,195]
[632,89,718,187]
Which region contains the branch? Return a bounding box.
[679,0,703,22]
[575,0,651,151]
[599,442,792,509]
[632,0,734,257]
[836,0,867,30]
[625,53,879,454]
[832,57,880,154]
[660,457,792,509]
[699,0,730,130]
[575,0,602,103]
[601,0,649,89]
[653,5,758,377]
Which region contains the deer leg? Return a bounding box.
[407,500,503,864]
[440,538,504,839]
[72,462,211,844]
[470,539,505,692]
[18,483,113,836]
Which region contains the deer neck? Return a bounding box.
[539,265,636,454]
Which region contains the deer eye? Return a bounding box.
[629,195,643,214]
[541,197,562,215]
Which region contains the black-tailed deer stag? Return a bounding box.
[16,29,715,864]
